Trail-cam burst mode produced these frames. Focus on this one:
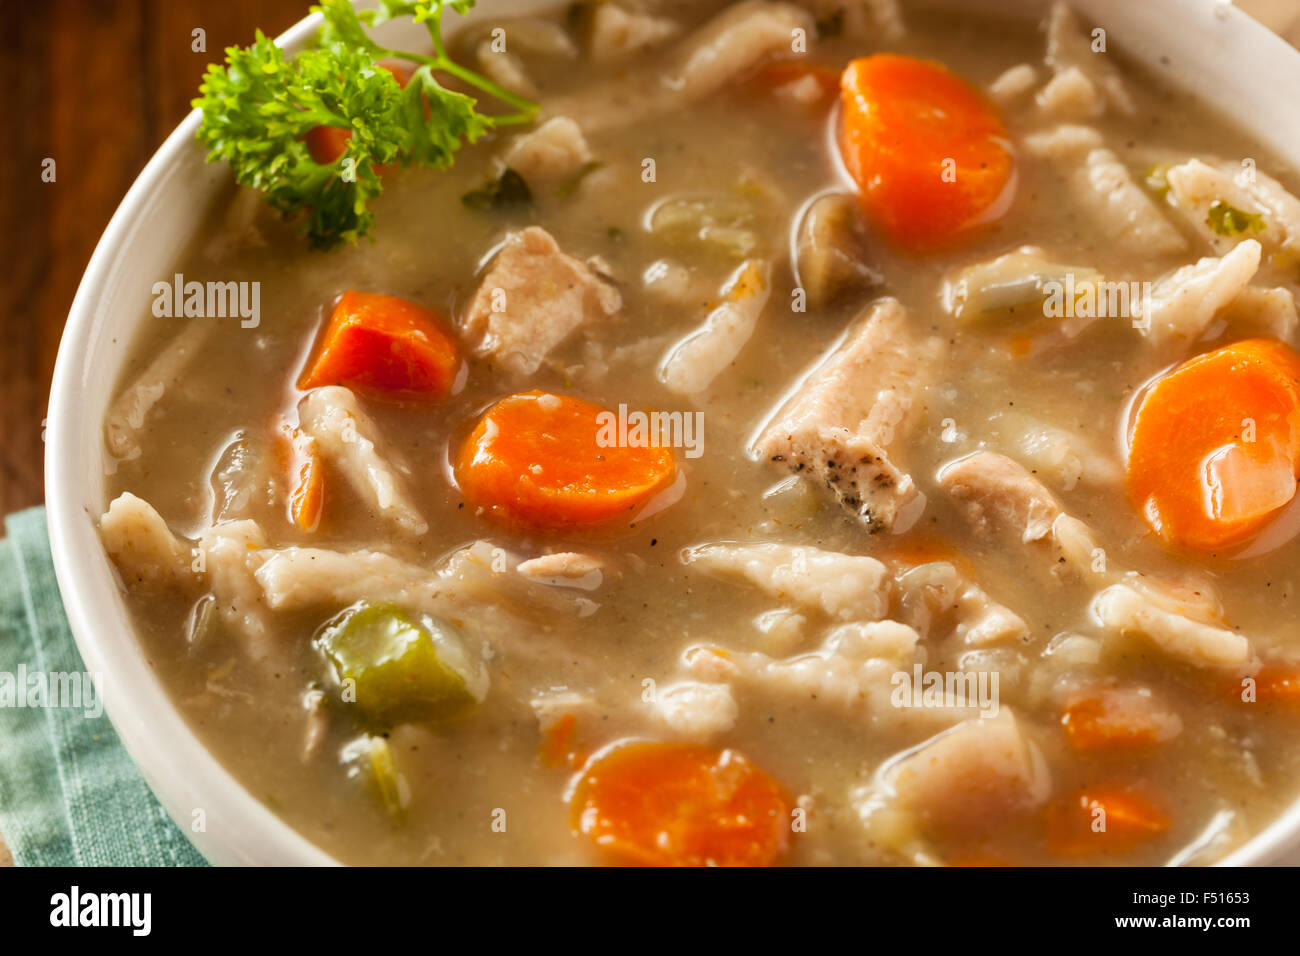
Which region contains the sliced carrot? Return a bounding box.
[1007,333,1034,358]
[1127,338,1300,552]
[304,125,354,166]
[569,741,790,867]
[455,391,677,531]
[274,419,326,531]
[1061,689,1182,752]
[754,59,840,100]
[281,423,325,531]
[304,59,417,166]
[1046,787,1171,856]
[298,290,461,402]
[540,713,579,768]
[882,535,975,577]
[839,54,1015,252]
[1228,663,1300,708]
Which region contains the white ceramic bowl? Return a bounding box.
[45,0,1300,865]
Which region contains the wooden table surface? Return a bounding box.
[0,0,313,517]
[0,0,313,867]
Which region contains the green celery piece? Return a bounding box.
[368,736,406,819]
[1206,200,1264,237]
[318,602,483,726]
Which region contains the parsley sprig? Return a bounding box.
[193,0,538,249]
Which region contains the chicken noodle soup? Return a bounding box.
[98,0,1300,865]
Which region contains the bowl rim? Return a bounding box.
[43,0,1300,867]
[45,10,339,867]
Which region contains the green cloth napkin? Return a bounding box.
[0,506,207,866]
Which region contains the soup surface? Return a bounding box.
[98,0,1300,865]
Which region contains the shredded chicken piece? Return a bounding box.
[1219,285,1299,340]
[938,451,1063,544]
[857,710,1051,835]
[665,1,816,105]
[651,682,738,742]
[685,621,919,714]
[98,492,195,590]
[475,41,537,98]
[682,541,891,621]
[498,117,592,184]
[104,321,215,460]
[1044,1,1133,115]
[298,386,428,536]
[955,584,1031,647]
[1036,65,1103,119]
[660,260,770,395]
[198,519,274,660]
[255,540,588,621]
[1091,584,1254,669]
[515,552,605,591]
[546,2,814,132]
[462,226,621,377]
[1139,240,1262,345]
[937,452,1243,667]
[254,547,458,618]
[586,3,680,62]
[754,298,937,533]
[1165,158,1300,257]
[988,62,1039,105]
[1023,125,1186,257]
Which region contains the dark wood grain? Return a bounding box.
[0,0,312,517]
[0,0,315,867]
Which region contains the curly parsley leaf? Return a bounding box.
[193,0,537,250]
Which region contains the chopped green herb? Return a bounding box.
[193,0,539,249]
[461,168,533,209]
[1144,163,1171,198]
[1206,200,1265,237]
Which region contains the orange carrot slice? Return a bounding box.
[1127,338,1300,552]
[455,391,677,531]
[839,54,1015,252]
[754,60,841,100]
[540,713,579,768]
[1228,663,1300,708]
[1061,689,1182,752]
[298,290,461,402]
[304,125,354,167]
[569,741,790,867]
[882,535,975,577]
[275,420,326,531]
[1046,787,1171,856]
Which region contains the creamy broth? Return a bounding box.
[100,0,1300,865]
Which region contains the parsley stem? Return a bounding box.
[385,46,539,123]
[433,57,539,120]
